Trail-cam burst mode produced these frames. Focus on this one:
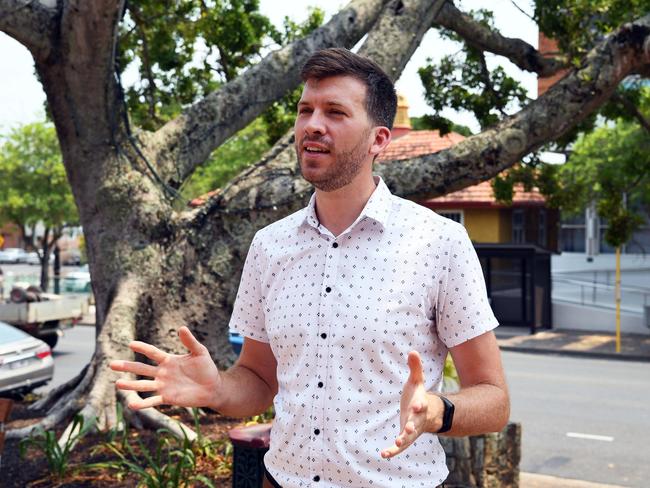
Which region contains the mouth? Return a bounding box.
[302,143,331,155]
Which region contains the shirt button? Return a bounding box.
[332,242,338,248]
[320,333,327,339]
[314,428,320,435]
[313,476,320,482]
[325,286,332,293]
[318,381,324,388]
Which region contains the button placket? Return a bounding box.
[312,237,341,481]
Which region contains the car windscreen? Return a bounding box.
[0,322,30,343]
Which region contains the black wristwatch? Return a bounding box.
[436,395,455,434]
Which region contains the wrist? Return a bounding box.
[426,393,445,433]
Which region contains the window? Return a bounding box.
[538,209,547,247]
[512,209,525,243]
[437,210,464,226]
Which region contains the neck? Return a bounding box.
[314,172,377,236]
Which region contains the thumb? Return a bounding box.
[406,350,425,385]
[178,326,207,356]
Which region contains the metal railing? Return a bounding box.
[552,276,650,313]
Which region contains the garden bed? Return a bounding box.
[1,396,247,487]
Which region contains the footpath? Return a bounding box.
[496,326,650,362]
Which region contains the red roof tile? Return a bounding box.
[377,130,465,162]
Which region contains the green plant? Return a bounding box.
[90,426,215,488]
[19,414,94,480]
[245,404,275,425]
[442,354,460,393]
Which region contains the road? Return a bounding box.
[504,351,650,487]
[36,330,650,487]
[36,324,95,393]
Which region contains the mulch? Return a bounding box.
[1,397,244,487]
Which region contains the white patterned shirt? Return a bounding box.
[229,176,498,488]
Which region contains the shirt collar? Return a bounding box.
[301,175,393,232]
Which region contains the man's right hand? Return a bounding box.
[110,326,221,410]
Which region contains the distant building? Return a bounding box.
[378,95,559,252]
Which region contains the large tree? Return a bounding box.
[2,0,649,441]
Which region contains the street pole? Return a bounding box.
[615,246,621,353]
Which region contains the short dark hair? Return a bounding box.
[300,48,398,130]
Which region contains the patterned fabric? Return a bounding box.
[230,176,498,488]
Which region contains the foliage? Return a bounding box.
[418,9,529,133]
[557,118,650,248]
[181,116,271,200]
[118,0,277,131]
[534,0,650,62]
[19,414,95,480]
[0,122,78,232]
[87,405,232,486]
[442,355,459,393]
[410,115,473,137]
[245,404,275,425]
[177,8,324,200]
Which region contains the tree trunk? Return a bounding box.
[39,227,50,292]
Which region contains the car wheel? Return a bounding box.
[43,334,59,348]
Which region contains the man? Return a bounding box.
[111,48,509,487]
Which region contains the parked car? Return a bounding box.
[0,248,29,264]
[25,252,54,266]
[0,320,54,394]
[62,265,91,293]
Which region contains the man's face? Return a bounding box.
[294,75,374,192]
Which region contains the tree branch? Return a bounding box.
[0,0,57,59]
[434,0,566,77]
[150,0,390,188]
[612,92,650,135]
[377,15,650,200]
[184,0,448,226]
[189,13,650,248]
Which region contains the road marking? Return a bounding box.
[566,432,614,442]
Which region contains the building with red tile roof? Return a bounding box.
[378,97,558,251]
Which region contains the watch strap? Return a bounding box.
[436,395,455,434]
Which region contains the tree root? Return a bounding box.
[6,361,95,439]
[8,274,197,447]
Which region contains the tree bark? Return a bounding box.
[1,0,649,441]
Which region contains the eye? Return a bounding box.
[298,107,312,114]
[330,110,345,116]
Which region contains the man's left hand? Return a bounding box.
[381,351,443,459]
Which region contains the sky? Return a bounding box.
[0,0,537,134]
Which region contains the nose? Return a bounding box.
[303,110,326,136]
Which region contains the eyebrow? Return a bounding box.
[297,100,351,109]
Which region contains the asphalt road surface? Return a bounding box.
[36,324,95,394]
[503,351,650,488]
[36,329,650,487]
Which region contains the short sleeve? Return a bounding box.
[436,225,498,348]
[228,233,269,343]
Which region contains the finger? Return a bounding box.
[178,326,207,356]
[115,379,159,392]
[407,350,425,384]
[411,400,425,414]
[127,394,163,410]
[110,360,158,377]
[404,421,416,435]
[382,424,418,459]
[129,341,167,363]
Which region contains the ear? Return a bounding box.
[369,126,392,159]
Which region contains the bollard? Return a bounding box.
[0,398,14,469]
[228,422,272,488]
